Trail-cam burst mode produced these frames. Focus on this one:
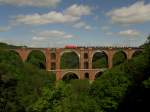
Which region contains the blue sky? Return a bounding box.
[0,0,150,47]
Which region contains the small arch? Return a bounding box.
[95,72,103,79]
[132,50,143,58]
[113,50,127,66]
[84,73,89,79]
[92,51,108,69]
[62,72,79,82]
[60,51,79,69]
[26,50,46,69]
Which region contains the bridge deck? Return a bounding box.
[48,68,107,72]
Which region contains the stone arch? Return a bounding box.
[95,71,103,79]
[60,50,80,69]
[62,72,79,81]
[92,50,108,69]
[113,50,127,66]
[60,49,80,57]
[132,50,143,58]
[26,50,46,69]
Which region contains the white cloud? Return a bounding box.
[101,26,110,31]
[15,11,80,25]
[0,0,61,7]
[107,1,150,24]
[0,26,11,32]
[105,32,113,36]
[14,4,92,25]
[118,29,140,37]
[64,4,91,16]
[73,22,92,30]
[32,30,75,41]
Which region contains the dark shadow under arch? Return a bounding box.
[62,72,79,82]
[60,51,79,69]
[113,50,127,66]
[26,50,46,69]
[92,51,108,69]
[84,73,89,79]
[95,72,103,79]
[132,50,143,58]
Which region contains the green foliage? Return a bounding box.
[113,51,126,66]
[0,49,22,67]
[62,73,79,83]
[26,50,46,69]
[92,52,107,68]
[89,68,131,112]
[61,52,79,69]
[143,77,150,88]
[53,80,101,112]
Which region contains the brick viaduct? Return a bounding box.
[10,47,142,80]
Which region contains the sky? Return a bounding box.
[0,0,150,48]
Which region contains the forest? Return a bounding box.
[0,36,150,112]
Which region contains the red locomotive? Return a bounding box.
[65,45,77,49]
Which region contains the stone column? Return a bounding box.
[88,48,92,69]
[126,48,134,60]
[56,48,61,80]
[108,48,113,69]
[88,48,93,80]
[79,48,84,79]
[45,48,51,71]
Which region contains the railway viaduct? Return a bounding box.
[10,47,143,80]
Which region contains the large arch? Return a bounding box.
[60,50,80,69]
[62,72,79,82]
[0,50,23,65]
[113,50,127,66]
[26,50,46,69]
[92,51,108,69]
[9,50,23,62]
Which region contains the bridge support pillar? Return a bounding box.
[88,48,93,69]
[56,70,61,80]
[79,71,84,80]
[126,48,134,60]
[80,48,84,69]
[56,48,61,80]
[108,48,113,69]
[16,49,31,62]
[89,70,95,80]
[45,48,51,71]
